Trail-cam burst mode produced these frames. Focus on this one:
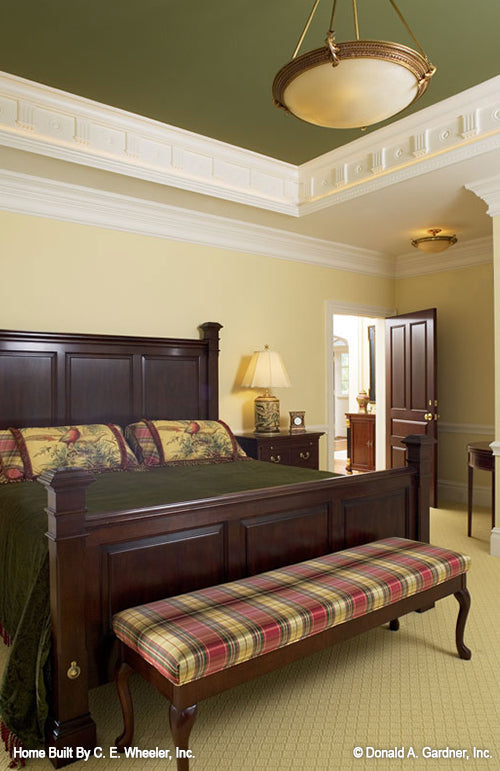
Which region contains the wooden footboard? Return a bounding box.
[37,434,433,765]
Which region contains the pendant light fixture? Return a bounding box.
[272,0,436,130]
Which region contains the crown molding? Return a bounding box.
[394,236,493,278]
[298,75,500,215]
[0,71,298,216]
[0,166,492,280]
[1,70,500,219]
[465,174,500,217]
[0,168,393,277]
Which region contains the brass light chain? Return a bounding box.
[292,0,322,59]
[387,0,430,61]
[291,0,433,66]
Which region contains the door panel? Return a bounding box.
[386,309,437,506]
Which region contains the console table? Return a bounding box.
[467,441,495,537]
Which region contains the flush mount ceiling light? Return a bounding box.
[272,0,436,130]
[411,228,458,254]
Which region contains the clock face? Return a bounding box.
[293,416,302,426]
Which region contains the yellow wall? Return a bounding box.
[0,211,394,468]
[2,210,494,486]
[395,263,495,491]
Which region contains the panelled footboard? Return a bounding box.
[39,434,433,767]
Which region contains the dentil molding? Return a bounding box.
[1,70,500,217]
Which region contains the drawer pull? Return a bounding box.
[270,455,281,463]
[299,451,310,461]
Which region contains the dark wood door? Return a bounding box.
[385,309,437,506]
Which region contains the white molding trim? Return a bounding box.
[1,70,500,219]
[394,237,493,278]
[299,76,500,214]
[0,71,298,217]
[0,168,394,276]
[0,167,494,281]
[325,301,396,318]
[439,422,495,436]
[491,528,500,558]
[465,174,500,217]
[489,441,500,457]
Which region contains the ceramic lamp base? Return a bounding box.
[254,394,280,433]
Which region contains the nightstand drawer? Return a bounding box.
[289,442,318,469]
[258,445,292,465]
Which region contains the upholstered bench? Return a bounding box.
[112,537,471,770]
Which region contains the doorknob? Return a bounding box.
[424,412,433,421]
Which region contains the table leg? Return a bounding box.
[467,462,473,537]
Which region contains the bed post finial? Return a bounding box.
[38,468,97,761]
[402,435,435,542]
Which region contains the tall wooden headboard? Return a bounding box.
[0,322,222,429]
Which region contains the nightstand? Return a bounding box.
[236,431,324,470]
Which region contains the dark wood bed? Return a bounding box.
[0,323,433,766]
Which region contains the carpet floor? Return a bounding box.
[1,503,499,770]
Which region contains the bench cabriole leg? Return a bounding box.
[115,662,135,750]
[454,588,472,660]
[169,703,197,771]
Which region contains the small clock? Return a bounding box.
[289,411,306,433]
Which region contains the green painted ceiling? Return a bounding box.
[0,0,499,164]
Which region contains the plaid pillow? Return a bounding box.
[126,419,246,466]
[0,429,25,483]
[13,424,138,479]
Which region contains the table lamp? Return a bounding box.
[241,345,291,433]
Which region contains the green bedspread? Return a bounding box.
[0,460,335,750]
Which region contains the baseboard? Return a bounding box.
[438,478,492,507]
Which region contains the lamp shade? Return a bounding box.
[241,348,291,390]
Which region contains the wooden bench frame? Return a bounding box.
[115,574,471,770]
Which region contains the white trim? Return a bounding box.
[1,70,500,219]
[325,300,393,474]
[324,301,395,318]
[298,76,500,214]
[0,168,395,276]
[490,528,500,558]
[394,237,493,278]
[0,70,298,216]
[439,422,495,436]
[438,478,492,507]
[0,166,495,280]
[466,174,500,217]
[489,441,500,457]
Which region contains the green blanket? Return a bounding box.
[0,460,335,750]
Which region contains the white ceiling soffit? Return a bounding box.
[0,71,500,217]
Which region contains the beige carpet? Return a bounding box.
[2,504,499,770]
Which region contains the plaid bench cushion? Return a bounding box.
[112,537,470,687]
